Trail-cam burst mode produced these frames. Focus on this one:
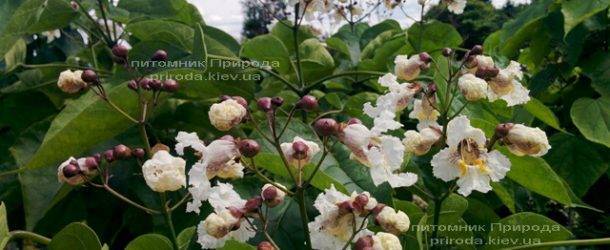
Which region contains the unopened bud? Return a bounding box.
[314,118,338,136]
[103,149,115,162]
[238,139,260,158]
[372,203,386,214]
[262,186,278,201]
[271,96,284,107]
[84,157,99,171]
[70,1,79,10]
[428,83,437,95]
[227,206,244,218]
[418,52,431,63]
[292,141,309,160]
[139,78,152,90]
[93,153,102,163]
[219,135,235,142]
[442,47,453,57]
[63,164,81,177]
[81,69,98,83]
[112,45,129,60]
[470,45,483,55]
[347,118,362,125]
[244,196,263,213]
[151,50,168,61]
[162,79,179,92]
[128,80,139,91]
[297,95,318,111]
[475,67,499,79]
[150,79,163,90]
[133,148,146,158]
[113,144,132,159]
[257,97,273,112]
[337,200,353,214]
[352,194,369,212]
[354,235,375,250]
[232,96,248,108]
[257,241,275,250]
[495,123,514,137]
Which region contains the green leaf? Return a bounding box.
[218,240,256,250]
[191,24,208,62]
[126,20,194,51]
[0,0,77,57]
[523,98,562,131]
[253,153,348,193]
[360,19,401,48]
[545,133,609,196]
[484,212,572,249]
[48,222,102,250]
[570,96,610,147]
[562,0,610,35]
[176,226,195,250]
[240,34,292,74]
[118,0,203,25]
[407,20,463,52]
[490,182,516,213]
[3,38,26,71]
[580,51,610,97]
[501,148,573,205]
[125,234,173,250]
[24,82,140,170]
[270,22,315,55]
[0,203,9,249]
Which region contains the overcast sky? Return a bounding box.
[187,0,531,39]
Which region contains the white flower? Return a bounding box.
[142,150,186,192]
[175,131,206,155]
[42,29,61,43]
[376,206,410,234]
[57,70,87,93]
[339,124,418,188]
[197,209,255,249]
[57,157,87,185]
[487,61,530,106]
[504,124,550,157]
[431,116,511,196]
[208,99,247,131]
[394,55,427,81]
[186,139,243,213]
[458,74,488,101]
[444,0,466,14]
[377,73,422,111]
[409,98,440,131]
[280,136,321,167]
[402,128,441,156]
[367,136,418,188]
[208,183,247,212]
[308,185,373,250]
[372,232,402,250]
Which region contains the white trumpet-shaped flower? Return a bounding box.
[487,61,530,106]
[431,116,511,196]
[409,98,441,131]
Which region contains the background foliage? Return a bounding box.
[0,0,609,249]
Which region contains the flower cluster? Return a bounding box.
[308,185,409,249]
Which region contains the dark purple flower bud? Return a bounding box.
[244,196,263,213]
[112,44,129,59]
[81,69,98,83]
[442,47,453,57]
[63,164,81,178]
[314,118,338,136]
[133,148,146,159]
[113,144,132,159]
[337,200,353,214]
[470,45,483,55]
[271,96,284,107]
[151,50,168,61]
[139,78,152,90]
[103,149,115,162]
[372,203,386,214]
[475,67,499,79]
[238,139,260,158]
[418,52,431,63]
[70,1,79,10]
[257,97,273,112]
[93,153,101,163]
[352,194,369,212]
[84,157,99,171]
[292,141,309,160]
[296,95,318,111]
[495,123,514,138]
[354,235,375,250]
[428,83,437,95]
[150,79,163,90]
[232,96,248,108]
[262,186,278,201]
[128,80,139,91]
[162,79,179,92]
[227,206,245,218]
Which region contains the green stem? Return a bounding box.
[105,98,139,124]
[0,168,26,179]
[502,237,610,250]
[293,11,304,90]
[9,231,52,245]
[103,185,160,214]
[296,188,312,250]
[160,193,179,250]
[430,191,451,249]
[305,71,386,91]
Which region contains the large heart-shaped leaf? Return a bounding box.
[570,97,610,147]
[484,212,571,249]
[48,222,102,250]
[125,234,173,250]
[240,34,292,74]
